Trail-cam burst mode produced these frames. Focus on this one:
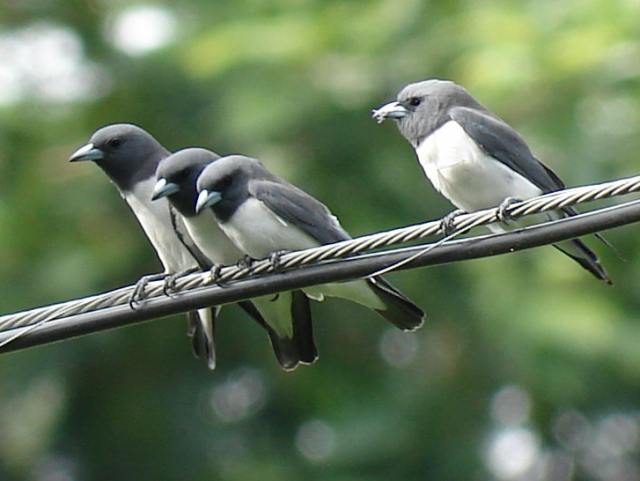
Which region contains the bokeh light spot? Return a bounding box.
[490,385,532,426]
[486,427,540,480]
[210,368,267,423]
[107,5,177,56]
[0,22,107,106]
[378,329,419,367]
[295,420,336,463]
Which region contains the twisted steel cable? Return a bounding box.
[0,173,639,343]
[1,198,639,352]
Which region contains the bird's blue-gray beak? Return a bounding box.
[151,177,180,201]
[371,101,409,124]
[195,189,222,214]
[69,143,104,162]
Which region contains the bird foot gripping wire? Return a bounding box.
[236,255,256,271]
[3,173,640,355]
[129,273,169,309]
[163,267,200,297]
[268,250,289,272]
[209,264,226,286]
[497,197,523,224]
[440,209,466,235]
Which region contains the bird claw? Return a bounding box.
[440,209,466,235]
[162,277,177,297]
[497,197,522,224]
[163,267,199,297]
[210,264,226,286]
[237,255,256,271]
[129,273,168,310]
[268,250,289,271]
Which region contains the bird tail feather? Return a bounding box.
[367,277,425,331]
[186,307,217,370]
[491,207,612,283]
[239,294,317,371]
[562,206,623,260]
[291,290,318,364]
[553,239,612,284]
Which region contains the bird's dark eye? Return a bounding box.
[108,138,122,148]
[219,175,232,189]
[408,97,422,107]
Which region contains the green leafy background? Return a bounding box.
[1,1,639,480]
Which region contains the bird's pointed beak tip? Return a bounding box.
[69,143,103,162]
[371,101,408,124]
[195,189,221,214]
[151,178,180,201]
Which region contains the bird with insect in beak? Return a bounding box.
[194,154,425,334]
[152,148,317,370]
[373,79,611,283]
[68,124,306,370]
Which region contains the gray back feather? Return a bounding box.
[249,178,350,245]
[449,107,564,193]
[395,80,564,192]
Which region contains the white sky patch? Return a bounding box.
[107,5,177,56]
[0,23,108,106]
[0,60,23,106]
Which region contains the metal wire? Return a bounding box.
[1,173,639,344]
[2,198,640,353]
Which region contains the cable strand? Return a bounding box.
[1,173,639,338]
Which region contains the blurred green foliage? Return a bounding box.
[1,1,640,480]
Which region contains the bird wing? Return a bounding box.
[449,106,564,193]
[249,178,350,245]
[451,107,614,250]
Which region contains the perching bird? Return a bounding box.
[152,148,317,370]
[372,79,610,283]
[194,154,425,331]
[68,124,301,370]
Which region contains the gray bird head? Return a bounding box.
[372,79,485,146]
[152,148,221,217]
[195,155,265,217]
[69,123,168,191]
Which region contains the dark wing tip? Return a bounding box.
[554,239,612,285]
[186,310,217,370]
[368,278,425,331]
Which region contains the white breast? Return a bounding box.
[182,210,244,265]
[123,177,197,272]
[415,120,543,212]
[219,197,319,259]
